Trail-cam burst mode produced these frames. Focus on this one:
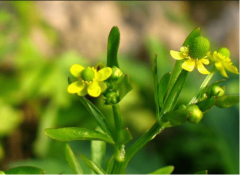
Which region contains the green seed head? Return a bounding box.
[81,68,95,81]
[189,36,210,59]
[209,85,225,97]
[187,105,203,124]
[218,47,230,57]
[105,91,119,105]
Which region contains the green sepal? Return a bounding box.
[160,109,190,127]
[44,127,114,144]
[5,166,45,174]
[194,170,208,174]
[78,96,113,138]
[79,154,107,174]
[215,94,239,108]
[149,165,174,174]
[153,54,160,116]
[118,128,133,145]
[158,72,171,109]
[107,26,120,68]
[65,143,83,174]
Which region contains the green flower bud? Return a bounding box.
[186,105,203,124]
[0,171,5,175]
[208,85,225,97]
[111,66,123,81]
[218,47,230,57]
[199,93,208,101]
[189,36,210,59]
[81,68,94,81]
[105,91,119,105]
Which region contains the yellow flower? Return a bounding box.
[209,50,239,78]
[68,64,112,97]
[170,46,210,74]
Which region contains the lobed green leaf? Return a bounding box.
[107,26,120,68]
[65,143,83,174]
[149,165,174,174]
[79,154,106,174]
[44,127,114,144]
[5,166,45,174]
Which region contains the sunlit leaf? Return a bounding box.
[5,166,45,174]
[44,127,114,144]
[107,26,120,68]
[149,165,174,174]
[78,97,113,138]
[79,154,106,174]
[65,143,83,174]
[158,72,171,109]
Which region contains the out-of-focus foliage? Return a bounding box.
[0,1,238,174]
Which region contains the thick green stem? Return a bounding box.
[116,121,165,173]
[111,104,125,174]
[188,68,216,105]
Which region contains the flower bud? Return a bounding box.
[186,105,203,124]
[189,36,210,59]
[199,93,208,101]
[111,66,123,81]
[208,85,225,97]
[105,91,119,105]
[218,47,230,58]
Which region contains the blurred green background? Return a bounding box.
[0,1,239,174]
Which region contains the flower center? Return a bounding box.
[189,36,210,59]
[81,67,95,81]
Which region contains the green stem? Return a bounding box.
[111,104,125,174]
[188,68,216,105]
[116,121,165,173]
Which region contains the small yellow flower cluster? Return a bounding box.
[68,64,112,97]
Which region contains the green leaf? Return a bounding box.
[153,54,160,116]
[44,127,114,144]
[106,156,114,174]
[158,72,171,108]
[163,70,188,114]
[65,143,83,174]
[79,154,106,174]
[91,128,106,171]
[183,27,201,47]
[118,128,133,145]
[107,26,120,68]
[215,94,239,108]
[196,97,216,113]
[161,109,189,127]
[149,165,174,174]
[78,97,113,138]
[117,75,133,101]
[5,166,45,174]
[194,170,208,174]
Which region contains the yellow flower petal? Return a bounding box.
[182,59,195,72]
[223,63,239,75]
[87,82,101,97]
[77,86,88,96]
[170,50,185,60]
[70,64,85,78]
[215,62,228,78]
[68,81,85,94]
[96,67,112,81]
[200,58,210,65]
[197,61,210,74]
[98,81,107,92]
